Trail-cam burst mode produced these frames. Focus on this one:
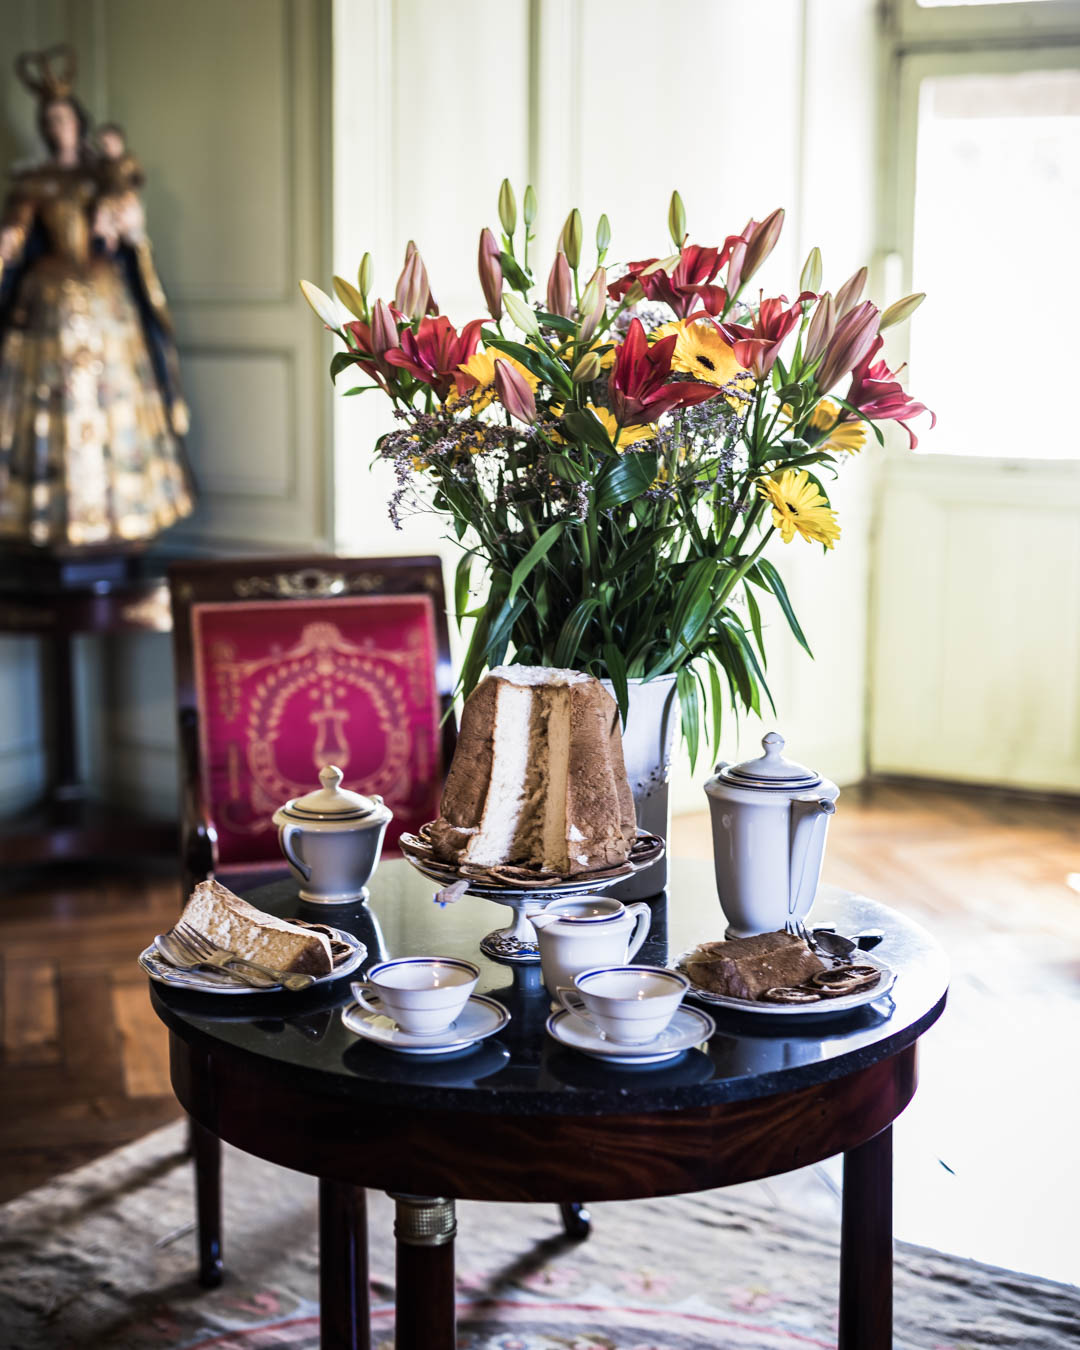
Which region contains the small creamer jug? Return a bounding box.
[530,896,651,998]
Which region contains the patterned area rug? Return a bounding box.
[0,1122,1075,1349]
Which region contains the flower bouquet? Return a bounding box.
[302,182,931,767]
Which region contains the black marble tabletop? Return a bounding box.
[150,858,948,1118]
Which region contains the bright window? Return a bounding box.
[909,68,1080,457]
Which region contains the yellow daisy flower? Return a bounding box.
[550,402,655,451]
[807,398,866,455]
[451,348,539,412]
[590,405,655,450]
[758,469,841,549]
[651,318,741,387]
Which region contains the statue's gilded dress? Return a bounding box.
[0,162,194,549]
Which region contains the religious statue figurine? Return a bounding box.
[0,45,195,551]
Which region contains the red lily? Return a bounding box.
[844,337,936,449]
[384,315,485,400]
[608,318,719,425]
[608,240,741,318]
[719,294,807,378]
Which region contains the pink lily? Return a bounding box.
[815,300,879,392]
[719,294,806,378]
[493,360,537,423]
[844,336,936,448]
[546,251,573,318]
[477,229,503,321]
[726,209,785,296]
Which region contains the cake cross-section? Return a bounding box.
[429,666,637,874]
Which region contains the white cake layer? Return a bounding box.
[487,665,589,686]
[466,681,531,865]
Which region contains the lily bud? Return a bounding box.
[493,359,536,423]
[668,190,686,249]
[741,207,785,287]
[561,208,583,269]
[523,184,537,228]
[478,228,503,321]
[577,266,607,343]
[503,290,541,338]
[621,279,646,308]
[299,279,341,330]
[546,250,573,318]
[803,292,836,367]
[358,252,373,300]
[799,246,822,295]
[332,274,366,320]
[571,350,602,384]
[371,299,398,364]
[498,178,517,238]
[596,213,611,256]
[394,244,429,319]
[879,291,926,331]
[835,266,868,318]
[815,300,879,391]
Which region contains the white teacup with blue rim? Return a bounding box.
[556,965,689,1045]
[352,957,479,1036]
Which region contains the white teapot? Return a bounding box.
[703,733,838,938]
[272,764,392,904]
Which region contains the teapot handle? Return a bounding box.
[278,822,312,882]
[625,903,652,960]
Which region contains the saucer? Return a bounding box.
[545,1004,715,1065]
[341,992,510,1055]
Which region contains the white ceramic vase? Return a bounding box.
[603,674,678,901]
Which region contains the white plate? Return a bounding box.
[341,992,510,1055]
[674,948,896,1019]
[139,926,367,994]
[546,1004,715,1065]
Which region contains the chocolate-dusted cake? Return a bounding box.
[683,931,825,1000]
[429,666,637,875]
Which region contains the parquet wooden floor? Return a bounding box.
[0,862,183,1202]
[0,781,1077,1282]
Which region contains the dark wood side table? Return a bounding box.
[0,550,180,864]
[149,858,949,1350]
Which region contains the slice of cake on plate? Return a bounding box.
[181,879,333,976]
[429,665,637,875]
[683,931,824,1001]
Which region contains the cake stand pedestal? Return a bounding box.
[478,894,549,963]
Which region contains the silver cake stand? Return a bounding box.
[398,830,666,963]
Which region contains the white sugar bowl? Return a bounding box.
[272,764,392,904]
[703,733,839,938]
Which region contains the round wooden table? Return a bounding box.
[150,857,948,1350]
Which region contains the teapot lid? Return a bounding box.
[281,765,380,821]
[719,732,820,790]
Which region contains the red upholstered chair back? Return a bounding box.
[170,556,455,887]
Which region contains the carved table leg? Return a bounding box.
[190,1118,223,1288]
[391,1193,456,1350]
[319,1180,369,1350]
[559,1202,592,1239]
[839,1124,893,1350]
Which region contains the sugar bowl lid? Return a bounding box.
[280,765,383,821]
[717,732,821,790]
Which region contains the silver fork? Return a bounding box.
[162,923,315,991]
